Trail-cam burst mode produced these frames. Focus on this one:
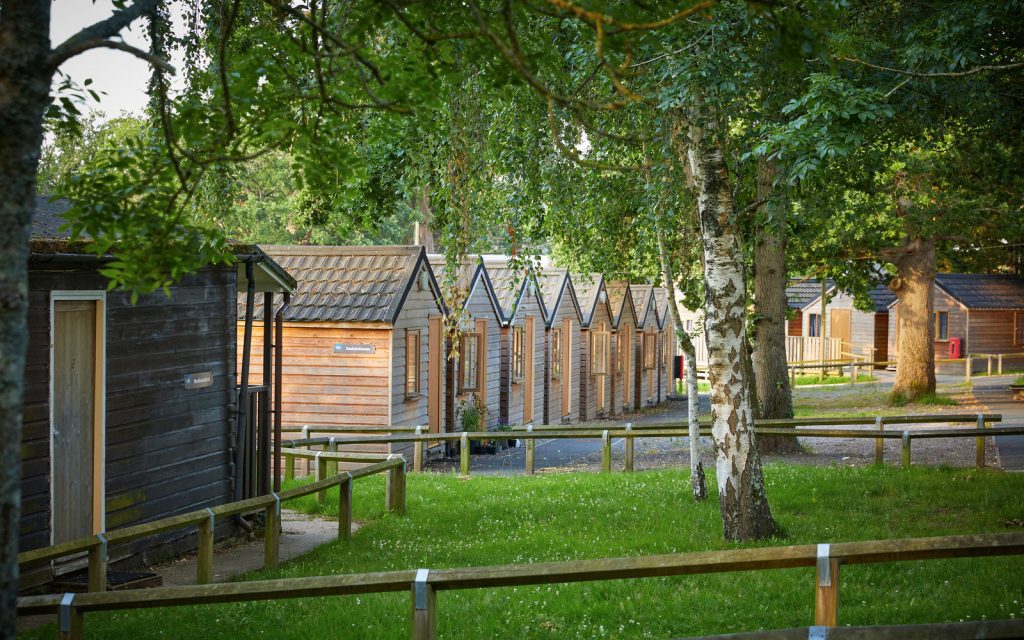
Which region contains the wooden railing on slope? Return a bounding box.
[18,533,1024,640]
[18,456,406,594]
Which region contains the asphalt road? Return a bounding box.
[969,375,1024,471]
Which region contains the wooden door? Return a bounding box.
[622,325,632,410]
[52,298,104,550]
[427,316,443,435]
[831,309,852,353]
[524,317,535,423]
[561,318,572,417]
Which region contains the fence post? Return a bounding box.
[999,353,1004,375]
[874,417,884,465]
[966,356,972,382]
[327,437,338,477]
[301,426,310,476]
[284,452,295,482]
[411,569,436,640]
[264,493,280,570]
[976,413,987,469]
[790,366,796,388]
[988,355,993,377]
[624,423,634,472]
[813,544,840,626]
[58,593,84,640]
[460,433,470,476]
[414,426,424,473]
[901,431,911,469]
[87,535,107,592]
[525,424,535,476]
[849,362,856,386]
[316,452,328,504]
[197,508,214,585]
[386,457,406,515]
[338,473,353,541]
[601,430,611,473]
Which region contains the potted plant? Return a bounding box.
[458,395,491,454]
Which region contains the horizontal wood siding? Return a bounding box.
[240,323,392,455]
[544,303,582,425]
[22,264,237,574]
[967,310,1023,354]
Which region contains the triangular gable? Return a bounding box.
[629,284,656,329]
[606,281,638,329]
[539,269,583,327]
[481,257,547,325]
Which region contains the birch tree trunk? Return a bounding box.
[656,231,707,501]
[890,237,937,400]
[750,159,799,453]
[0,2,53,631]
[683,115,775,540]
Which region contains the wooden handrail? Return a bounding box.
[18,532,1024,639]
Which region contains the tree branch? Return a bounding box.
[47,0,162,71]
[841,56,1024,78]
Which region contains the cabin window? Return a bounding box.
[460,332,481,392]
[934,311,949,341]
[591,327,609,375]
[551,328,562,379]
[405,330,421,397]
[511,326,526,383]
[809,314,821,337]
[644,332,656,370]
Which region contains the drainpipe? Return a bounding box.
[273,292,291,492]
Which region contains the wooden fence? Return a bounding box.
[17,457,406,595]
[279,414,1021,476]
[18,532,1024,640]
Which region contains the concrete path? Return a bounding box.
[967,375,1024,471]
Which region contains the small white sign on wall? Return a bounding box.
[184,371,214,389]
[334,343,376,354]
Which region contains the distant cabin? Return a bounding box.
[575,274,614,421]
[242,246,446,458]
[482,258,546,427]
[538,269,583,425]
[800,284,895,364]
[785,279,831,337]
[630,284,659,408]
[428,255,503,432]
[606,281,639,415]
[652,287,675,402]
[887,273,1024,361]
[23,196,294,588]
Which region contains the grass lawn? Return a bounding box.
[26,466,1024,639]
[792,385,964,419]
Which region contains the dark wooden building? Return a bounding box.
[538,269,582,425]
[606,282,638,416]
[22,197,294,588]
[575,274,613,422]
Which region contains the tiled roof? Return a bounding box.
[630,284,654,327]
[787,278,832,310]
[934,273,1024,310]
[653,287,670,328]
[606,281,636,327]
[866,284,897,312]
[573,273,604,326]
[32,195,75,239]
[481,256,547,322]
[538,269,580,325]
[248,245,432,323]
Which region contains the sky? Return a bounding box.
[50,0,171,118]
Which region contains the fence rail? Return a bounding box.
[19,532,1024,640]
[279,414,1018,476]
[18,457,406,594]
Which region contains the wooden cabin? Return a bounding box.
[22,196,295,588]
[606,281,639,416]
[652,287,675,402]
[428,255,503,432]
[800,284,894,364]
[482,257,546,427]
[630,284,659,408]
[243,246,446,458]
[785,279,830,337]
[575,274,614,422]
[887,273,1024,361]
[538,269,583,425]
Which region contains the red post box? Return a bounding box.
[949,337,961,359]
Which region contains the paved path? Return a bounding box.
[968,375,1024,471]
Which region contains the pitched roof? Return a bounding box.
[481,256,546,323]
[605,281,637,328]
[630,284,655,327]
[427,254,501,318]
[652,287,670,329]
[865,284,897,312]
[537,269,581,326]
[786,278,832,310]
[934,273,1024,310]
[249,245,438,323]
[573,273,608,327]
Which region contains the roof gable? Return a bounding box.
[606,281,638,328]
[652,287,670,329]
[428,254,503,321]
[538,269,582,326]
[253,245,439,324]
[629,284,655,328]
[573,273,612,327]
[482,257,547,324]
[787,279,832,310]
[934,273,1024,310]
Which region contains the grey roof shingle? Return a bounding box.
[630,284,654,327]
[934,273,1024,310]
[653,287,670,328]
[247,245,432,323]
[865,284,897,312]
[606,281,636,327]
[786,278,832,310]
[32,195,74,239]
[573,273,605,326]
[481,256,547,322]
[537,269,580,326]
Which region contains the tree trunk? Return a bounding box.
[0,3,53,632]
[656,231,707,501]
[683,114,775,541]
[890,237,937,400]
[750,159,799,453]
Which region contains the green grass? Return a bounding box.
[1014,375,1024,386]
[27,467,1024,639]
[792,373,875,386]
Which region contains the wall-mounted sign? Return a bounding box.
[334,343,376,354]
[184,371,213,389]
